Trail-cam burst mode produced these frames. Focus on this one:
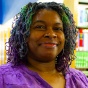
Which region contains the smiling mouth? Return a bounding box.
[39,42,58,48]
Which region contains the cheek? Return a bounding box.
[27,37,36,49]
[62,35,65,47]
[29,31,44,40]
[62,35,65,43]
[27,33,41,50]
[58,33,65,43]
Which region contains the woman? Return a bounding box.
[0,2,88,88]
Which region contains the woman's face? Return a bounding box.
[27,9,65,62]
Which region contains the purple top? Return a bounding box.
[0,63,88,88]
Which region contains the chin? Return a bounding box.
[38,55,56,62]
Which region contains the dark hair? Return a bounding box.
[6,2,77,74]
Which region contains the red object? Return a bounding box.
[79,28,84,47]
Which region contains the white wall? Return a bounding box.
[37,0,64,3]
[79,0,88,2]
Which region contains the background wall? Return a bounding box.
[0,0,37,24]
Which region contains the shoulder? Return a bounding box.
[0,63,28,87]
[69,68,88,81]
[0,63,19,87]
[0,63,16,74]
[69,68,88,78]
[65,68,88,87]
[0,63,22,77]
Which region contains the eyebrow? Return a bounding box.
[54,23,63,26]
[32,20,63,25]
[32,20,46,25]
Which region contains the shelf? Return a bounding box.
[82,71,88,77]
[76,50,88,53]
[79,2,88,5]
[77,26,88,29]
[76,68,88,70]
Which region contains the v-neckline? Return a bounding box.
[20,64,67,88]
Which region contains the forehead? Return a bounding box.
[32,9,62,23]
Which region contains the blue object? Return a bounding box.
[0,0,37,24]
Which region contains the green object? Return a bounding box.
[76,51,88,68]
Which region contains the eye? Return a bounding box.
[53,27,63,31]
[34,25,46,30]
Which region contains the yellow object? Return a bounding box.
[64,0,78,68]
[0,25,11,65]
[64,0,78,25]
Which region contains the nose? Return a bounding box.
[44,28,57,38]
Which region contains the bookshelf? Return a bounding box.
[76,28,88,77]
[76,3,88,75]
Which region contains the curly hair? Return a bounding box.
[6,2,77,74]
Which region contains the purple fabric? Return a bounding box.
[0,63,88,88]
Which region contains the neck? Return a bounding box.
[27,58,56,73]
